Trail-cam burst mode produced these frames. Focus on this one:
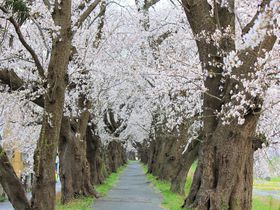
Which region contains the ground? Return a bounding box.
[93,161,165,210]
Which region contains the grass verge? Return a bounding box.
[56,164,127,210]
[142,165,280,210]
[254,177,280,191]
[0,195,5,202]
[252,196,280,210]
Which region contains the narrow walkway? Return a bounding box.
[93,161,165,210]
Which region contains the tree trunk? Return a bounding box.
[86,123,108,185]
[148,122,190,181]
[31,2,72,209]
[183,116,257,210]
[170,140,199,194]
[59,116,98,204]
[147,138,156,173]
[107,141,126,173]
[135,140,149,164]
[0,146,31,210]
[180,0,277,209]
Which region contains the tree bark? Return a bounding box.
[31,1,72,209]
[0,146,31,210]
[183,117,257,209]
[86,125,108,185]
[134,140,149,164]
[170,140,199,194]
[59,116,98,204]
[180,0,277,209]
[107,141,126,173]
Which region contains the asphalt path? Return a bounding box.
[93,161,165,210]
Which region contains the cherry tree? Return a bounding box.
[178,0,279,209]
[0,0,106,209]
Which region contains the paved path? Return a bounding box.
[253,189,280,200]
[93,161,165,210]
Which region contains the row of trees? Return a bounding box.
[0,0,129,209]
[0,0,279,210]
[133,0,279,209]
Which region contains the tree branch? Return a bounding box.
[144,0,161,10]
[75,0,102,28]
[0,7,46,79]
[0,69,24,90]
[43,0,51,10]
[0,69,44,107]
[242,0,271,35]
[92,1,107,48]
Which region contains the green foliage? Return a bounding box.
[4,0,29,24]
[55,165,127,210]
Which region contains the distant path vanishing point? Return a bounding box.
[93,161,165,210]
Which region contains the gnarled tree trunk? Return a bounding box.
[170,139,200,194]
[180,0,276,209]
[107,141,127,173]
[86,123,108,185]
[59,116,98,204]
[183,117,257,209]
[134,140,150,164]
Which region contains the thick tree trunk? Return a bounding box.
[86,124,108,185]
[0,146,31,210]
[31,2,72,209]
[183,116,257,210]
[135,140,149,164]
[180,0,276,209]
[59,116,98,204]
[107,141,126,173]
[170,140,199,194]
[147,138,156,173]
[157,137,181,181]
[147,122,191,182]
[31,82,68,210]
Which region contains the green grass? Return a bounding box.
[143,164,280,210]
[252,196,280,210]
[254,177,280,191]
[143,165,189,210]
[0,195,5,202]
[56,196,94,210]
[56,165,127,210]
[96,166,126,196]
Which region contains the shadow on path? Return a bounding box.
[93,161,165,210]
